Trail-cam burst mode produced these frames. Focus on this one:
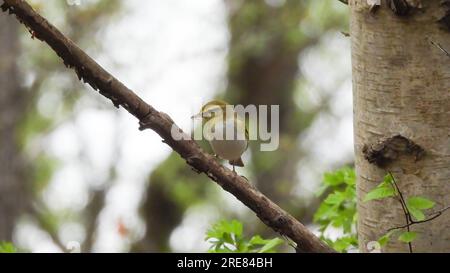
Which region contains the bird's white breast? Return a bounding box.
[206,117,247,161]
[209,138,247,161]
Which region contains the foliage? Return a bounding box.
[205,220,284,253]
[364,173,438,251]
[313,167,358,252]
[377,230,393,247]
[0,242,17,253]
[314,169,441,252]
[406,197,435,221]
[363,175,396,202]
[398,231,417,243]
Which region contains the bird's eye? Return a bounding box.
[202,110,213,118]
[204,109,219,117]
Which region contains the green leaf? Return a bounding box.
[363,174,396,202]
[407,206,426,221]
[323,167,355,187]
[229,220,243,237]
[332,236,358,253]
[363,186,395,202]
[332,208,356,233]
[206,220,284,253]
[208,245,234,253]
[249,235,269,245]
[0,242,17,253]
[378,231,394,247]
[316,167,355,197]
[398,231,417,243]
[324,192,345,205]
[313,203,338,222]
[344,185,356,199]
[407,197,435,210]
[237,240,250,253]
[323,172,345,187]
[258,238,284,253]
[249,235,283,253]
[222,233,234,244]
[206,219,243,241]
[406,197,435,221]
[382,173,394,186]
[353,212,358,223]
[313,168,358,252]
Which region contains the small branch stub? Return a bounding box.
[366,0,424,16]
[363,135,425,168]
[388,0,411,16]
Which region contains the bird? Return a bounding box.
[191,100,248,172]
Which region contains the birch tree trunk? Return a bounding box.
[350,0,450,252]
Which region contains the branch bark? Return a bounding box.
[0,0,334,253]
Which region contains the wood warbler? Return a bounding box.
[191,100,248,172]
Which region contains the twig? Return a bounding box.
[387,173,450,253]
[430,40,450,58]
[387,206,450,232]
[0,0,334,253]
[387,172,413,253]
[388,172,413,223]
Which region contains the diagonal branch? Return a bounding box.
[430,40,450,58]
[387,206,450,232]
[0,0,334,253]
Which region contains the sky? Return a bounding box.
[15,0,353,252]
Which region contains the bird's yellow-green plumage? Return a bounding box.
[193,100,248,170]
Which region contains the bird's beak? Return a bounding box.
[191,113,202,119]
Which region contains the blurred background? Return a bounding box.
[0,0,353,252]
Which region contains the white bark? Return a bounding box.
[350,0,450,252]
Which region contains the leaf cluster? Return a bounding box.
[205,220,283,253]
[364,174,436,247]
[313,167,358,252]
[0,242,17,253]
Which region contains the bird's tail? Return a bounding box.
[229,157,244,167]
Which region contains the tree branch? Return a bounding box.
[430,40,450,58]
[0,0,334,253]
[387,206,450,232]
